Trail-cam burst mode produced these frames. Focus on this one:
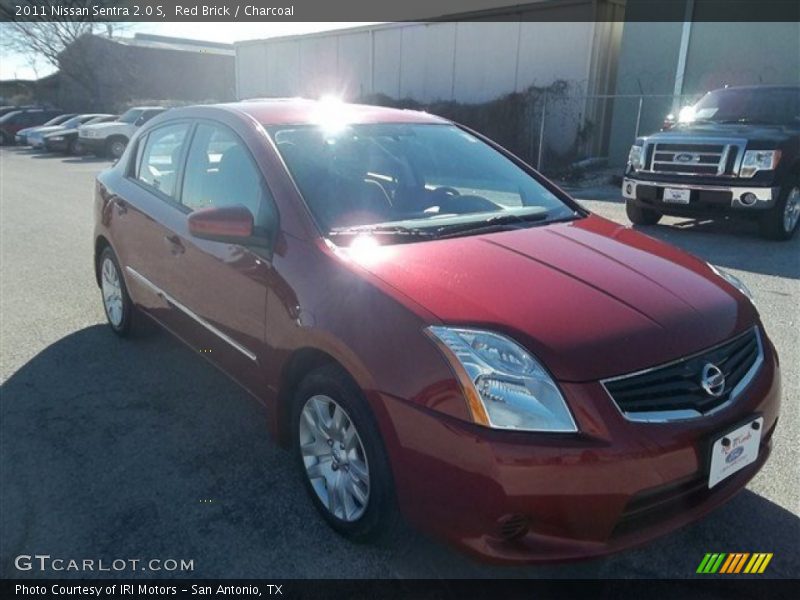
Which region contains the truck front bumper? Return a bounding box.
[622,178,779,213]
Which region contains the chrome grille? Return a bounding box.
[602,328,763,422]
[643,137,745,177]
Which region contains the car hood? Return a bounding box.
[45,128,78,137]
[655,123,797,144]
[28,125,64,137]
[81,122,125,132]
[339,215,757,382]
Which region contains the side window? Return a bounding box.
[182,122,277,233]
[135,123,189,199]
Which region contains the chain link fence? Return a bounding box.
[533,92,704,179]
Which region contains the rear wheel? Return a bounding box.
[292,365,398,542]
[68,138,80,155]
[759,180,800,241]
[99,247,135,336]
[626,198,662,225]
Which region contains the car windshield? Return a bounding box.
[61,116,86,128]
[683,87,800,125]
[268,123,577,242]
[0,111,22,123]
[43,115,71,126]
[118,109,143,124]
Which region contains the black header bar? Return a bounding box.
[1,0,799,23]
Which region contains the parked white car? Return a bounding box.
[78,106,165,158]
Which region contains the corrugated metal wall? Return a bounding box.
[235,21,597,103]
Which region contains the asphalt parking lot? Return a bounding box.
[0,146,798,579]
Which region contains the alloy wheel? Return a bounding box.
[101,257,124,327]
[110,141,126,159]
[298,394,370,522]
[783,186,800,233]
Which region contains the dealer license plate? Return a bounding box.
[664,187,691,204]
[708,417,763,489]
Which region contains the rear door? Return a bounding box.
[111,121,193,328]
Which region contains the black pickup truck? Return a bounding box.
[622,85,800,240]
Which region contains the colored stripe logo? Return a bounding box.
[697,553,773,574]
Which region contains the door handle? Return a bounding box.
[164,234,185,255]
[114,198,127,215]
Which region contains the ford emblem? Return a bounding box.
[726,446,744,463]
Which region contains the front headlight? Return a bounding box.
[628,144,644,170]
[739,150,781,178]
[709,264,755,304]
[426,327,577,432]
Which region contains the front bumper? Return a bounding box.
[376,334,781,563]
[623,177,778,215]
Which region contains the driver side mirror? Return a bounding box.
[662,113,677,130]
[188,205,254,244]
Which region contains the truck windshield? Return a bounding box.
[685,87,800,126]
[268,123,577,240]
[118,109,143,124]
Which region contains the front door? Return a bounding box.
[156,120,277,396]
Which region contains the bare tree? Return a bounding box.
[0,1,128,107]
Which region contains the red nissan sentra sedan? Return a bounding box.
[94,99,781,563]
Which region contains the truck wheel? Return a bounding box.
[626,199,662,226]
[106,137,128,160]
[759,181,800,241]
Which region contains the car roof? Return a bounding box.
[214,98,448,126]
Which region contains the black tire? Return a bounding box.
[98,246,136,337]
[105,136,128,160]
[291,364,399,543]
[759,178,800,241]
[67,138,79,155]
[626,198,662,225]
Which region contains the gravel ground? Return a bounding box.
[1,147,798,579]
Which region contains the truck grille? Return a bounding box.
[643,138,745,177]
[602,328,762,422]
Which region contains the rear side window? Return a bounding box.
[135,123,190,199]
[181,122,277,232]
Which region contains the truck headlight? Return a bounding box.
[739,150,781,178]
[426,327,577,432]
[628,144,644,170]
[709,264,755,305]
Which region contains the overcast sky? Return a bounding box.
[0,22,378,80]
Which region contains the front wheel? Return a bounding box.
[759,181,800,241]
[106,137,128,160]
[292,365,398,542]
[626,198,662,225]
[99,247,135,336]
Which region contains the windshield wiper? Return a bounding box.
[434,210,571,239]
[714,118,781,125]
[328,224,435,239]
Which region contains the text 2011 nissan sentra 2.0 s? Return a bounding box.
[93,99,781,563]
